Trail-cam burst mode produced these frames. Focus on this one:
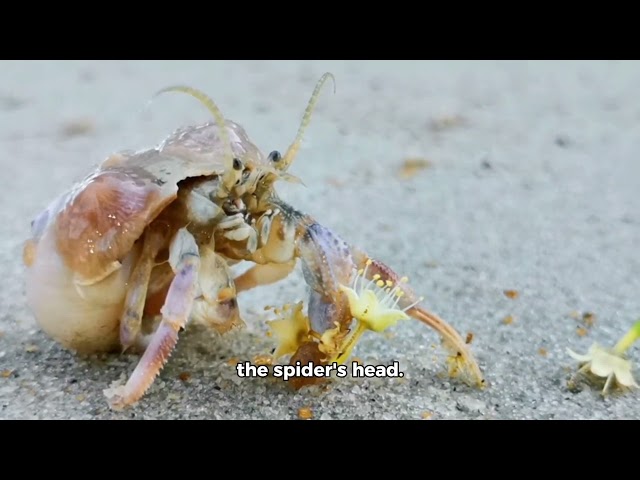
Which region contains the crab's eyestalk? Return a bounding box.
[152,85,240,197]
[278,72,335,173]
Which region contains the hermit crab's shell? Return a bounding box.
[29,120,264,284]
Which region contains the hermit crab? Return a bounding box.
[23,73,484,410]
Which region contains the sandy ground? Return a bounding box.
[1,60,639,420]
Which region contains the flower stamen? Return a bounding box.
[336,261,422,362]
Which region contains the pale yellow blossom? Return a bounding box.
[335,259,423,363]
[568,320,640,395]
[267,302,310,359]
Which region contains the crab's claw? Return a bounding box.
[292,222,485,390]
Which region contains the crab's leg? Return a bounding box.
[275,221,356,389]
[234,261,297,293]
[119,226,168,351]
[347,245,485,388]
[189,245,244,334]
[296,223,355,334]
[105,227,200,410]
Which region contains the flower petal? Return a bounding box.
[567,348,592,363]
[361,289,380,309]
[339,285,363,317]
[362,308,410,333]
[589,349,617,378]
[613,366,639,388]
[267,302,310,358]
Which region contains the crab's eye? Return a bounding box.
[233,158,243,171]
[268,150,281,163]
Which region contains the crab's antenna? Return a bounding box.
[278,72,335,172]
[153,85,240,196]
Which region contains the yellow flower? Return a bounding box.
[568,320,640,395]
[340,288,409,332]
[334,259,423,363]
[267,302,311,359]
[338,259,422,333]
